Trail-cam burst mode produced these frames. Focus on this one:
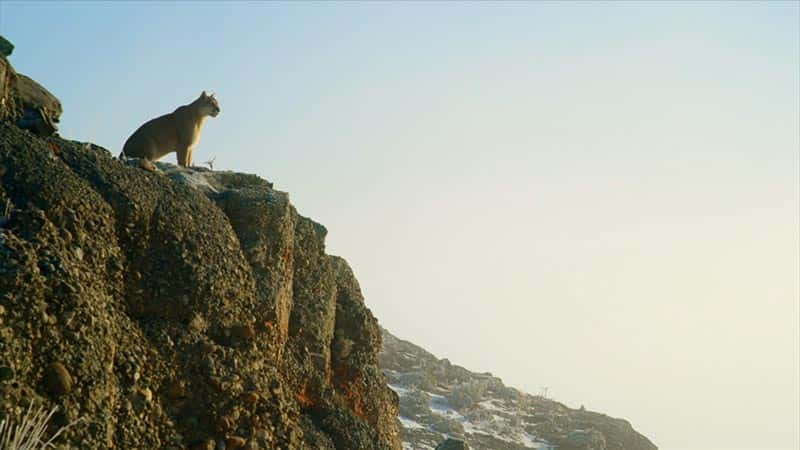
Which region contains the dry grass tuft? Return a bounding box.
[0,404,78,450]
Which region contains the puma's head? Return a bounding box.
[198,90,221,117]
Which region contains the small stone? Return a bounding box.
[240,391,259,405]
[198,341,216,355]
[215,415,234,433]
[230,324,255,342]
[253,429,271,445]
[225,436,246,449]
[270,381,282,395]
[189,314,207,332]
[141,387,153,403]
[45,362,73,396]
[133,387,152,410]
[189,439,215,450]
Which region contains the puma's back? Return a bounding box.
[122,112,181,161]
[122,91,220,167]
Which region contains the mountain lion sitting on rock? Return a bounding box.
[120,91,220,170]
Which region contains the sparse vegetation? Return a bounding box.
[399,390,432,419]
[446,380,489,410]
[429,415,465,436]
[0,404,77,450]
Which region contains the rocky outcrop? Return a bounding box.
[0,49,655,450]
[0,36,13,58]
[0,118,400,448]
[15,73,62,137]
[381,328,657,450]
[0,38,61,136]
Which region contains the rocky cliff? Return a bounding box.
[380,329,657,450]
[0,84,400,448]
[0,47,657,450]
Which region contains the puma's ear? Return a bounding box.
[201,90,207,98]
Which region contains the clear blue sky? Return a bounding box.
[2,2,798,450]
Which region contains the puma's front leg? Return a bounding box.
[176,145,190,167]
[187,147,195,168]
[140,158,155,172]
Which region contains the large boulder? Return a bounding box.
[15,73,62,136]
[0,38,61,137]
[0,36,12,57]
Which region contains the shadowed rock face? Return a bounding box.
[0,121,400,449]
[0,55,20,123]
[436,438,470,450]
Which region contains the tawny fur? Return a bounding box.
[121,91,220,168]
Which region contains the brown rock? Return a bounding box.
[44,362,73,396]
[230,324,255,342]
[240,391,259,405]
[17,74,62,123]
[225,436,247,449]
[189,439,215,450]
[216,415,234,433]
[197,340,217,355]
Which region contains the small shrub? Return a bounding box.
[429,415,465,435]
[399,390,431,419]
[446,379,488,410]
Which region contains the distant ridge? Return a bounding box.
[380,328,658,450]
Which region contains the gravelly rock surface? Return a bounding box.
[380,328,657,450]
[0,119,400,449]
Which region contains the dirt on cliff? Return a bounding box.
[0,120,401,449]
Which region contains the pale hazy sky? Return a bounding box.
[2,2,798,449]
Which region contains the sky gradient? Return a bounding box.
[2,2,798,450]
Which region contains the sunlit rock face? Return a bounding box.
[380,328,658,450]
[0,115,400,449]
